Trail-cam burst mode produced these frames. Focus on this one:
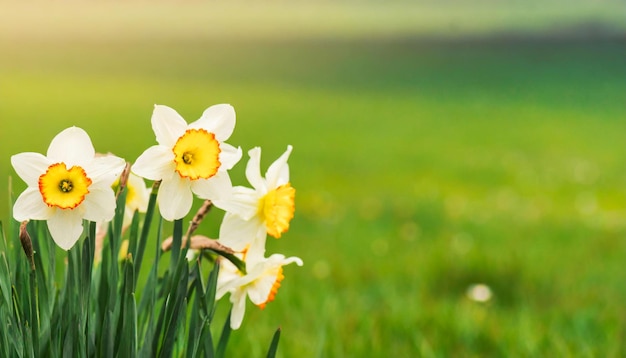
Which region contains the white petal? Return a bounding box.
[47,210,85,250]
[85,155,126,187]
[229,290,247,330]
[13,188,54,221]
[245,147,265,192]
[157,176,193,220]
[132,145,175,181]
[190,171,232,201]
[82,187,117,222]
[247,271,278,305]
[219,212,265,252]
[218,143,242,171]
[266,145,292,189]
[152,105,188,147]
[190,104,236,142]
[46,127,95,167]
[11,152,52,187]
[212,186,260,220]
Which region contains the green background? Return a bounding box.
[1,1,626,356]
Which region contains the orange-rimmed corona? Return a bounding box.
[39,163,92,209]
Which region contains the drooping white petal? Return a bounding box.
[13,188,54,221]
[46,127,95,167]
[47,210,85,250]
[229,290,248,330]
[132,145,175,181]
[157,175,193,221]
[218,143,242,171]
[85,155,126,187]
[190,104,236,142]
[82,187,117,222]
[265,254,304,268]
[245,147,265,192]
[152,105,188,147]
[11,152,52,187]
[266,145,292,189]
[219,213,266,252]
[212,186,260,220]
[190,171,232,201]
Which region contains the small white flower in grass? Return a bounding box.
[213,146,295,253]
[11,127,126,250]
[217,250,303,330]
[132,104,242,221]
[466,283,493,303]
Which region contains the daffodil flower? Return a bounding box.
[213,146,295,253]
[216,251,303,330]
[11,127,126,250]
[132,104,242,221]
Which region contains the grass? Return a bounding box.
[1,2,626,356]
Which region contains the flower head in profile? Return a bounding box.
[217,250,303,330]
[11,127,126,250]
[214,146,295,253]
[132,104,242,221]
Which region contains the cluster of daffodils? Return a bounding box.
[11,104,302,330]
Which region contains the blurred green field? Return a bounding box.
[2,2,626,356]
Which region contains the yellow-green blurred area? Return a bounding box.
[2,1,626,355]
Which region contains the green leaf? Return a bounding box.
[169,219,184,272]
[116,256,136,357]
[28,270,39,357]
[215,310,232,358]
[158,257,189,358]
[134,181,160,285]
[205,260,219,322]
[186,264,201,358]
[266,327,282,358]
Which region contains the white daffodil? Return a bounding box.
[11,127,126,250]
[213,146,295,253]
[216,251,303,330]
[132,104,242,221]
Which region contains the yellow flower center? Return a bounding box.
[257,266,284,310]
[172,129,221,180]
[259,183,295,238]
[39,163,92,209]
